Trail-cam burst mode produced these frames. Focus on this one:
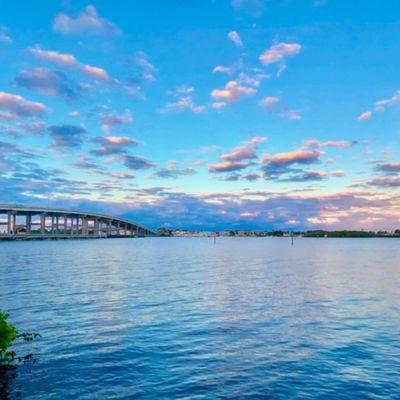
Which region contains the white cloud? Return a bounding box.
[100,108,133,132]
[135,51,157,82]
[53,5,121,36]
[161,86,205,114]
[0,26,12,44]
[213,65,232,74]
[228,31,243,47]
[0,34,12,44]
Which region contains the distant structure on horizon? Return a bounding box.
[0,205,155,240]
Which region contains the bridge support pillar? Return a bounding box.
[82,217,88,236]
[40,213,45,236]
[26,214,31,234]
[7,212,11,235]
[94,218,99,237]
[11,212,16,235]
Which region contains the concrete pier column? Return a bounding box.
[117,221,121,236]
[70,216,74,236]
[7,212,11,235]
[40,213,45,236]
[26,214,31,234]
[51,216,55,235]
[56,216,59,235]
[11,212,16,235]
[107,220,112,237]
[83,217,88,236]
[94,218,99,236]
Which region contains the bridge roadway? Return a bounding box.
[0,205,155,240]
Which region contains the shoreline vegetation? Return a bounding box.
[157,228,400,238]
[0,311,40,368]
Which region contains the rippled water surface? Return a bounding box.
[1,237,400,399]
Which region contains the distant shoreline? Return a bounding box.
[158,229,400,239]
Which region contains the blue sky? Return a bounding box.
[1,0,400,230]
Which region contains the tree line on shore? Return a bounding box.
[157,228,400,238]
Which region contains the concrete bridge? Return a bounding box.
[0,205,155,240]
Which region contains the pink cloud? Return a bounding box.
[29,45,117,84]
[91,135,137,156]
[240,211,260,217]
[374,90,400,111]
[209,161,248,173]
[260,96,279,105]
[303,169,345,178]
[219,136,266,162]
[210,136,266,173]
[357,111,371,121]
[375,162,400,173]
[306,139,352,148]
[369,176,400,188]
[0,111,18,120]
[0,91,47,117]
[211,80,256,102]
[262,148,323,167]
[259,96,301,120]
[259,42,301,66]
[220,144,258,162]
[212,102,227,109]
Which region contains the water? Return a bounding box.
[1,237,400,399]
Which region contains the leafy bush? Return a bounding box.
[0,310,40,366]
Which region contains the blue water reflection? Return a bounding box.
[1,237,399,399]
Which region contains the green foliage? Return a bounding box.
[305,230,377,238]
[157,228,173,236]
[0,310,40,366]
[0,311,17,365]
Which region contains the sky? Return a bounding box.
[1,0,400,231]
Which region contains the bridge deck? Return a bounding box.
[0,205,155,240]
